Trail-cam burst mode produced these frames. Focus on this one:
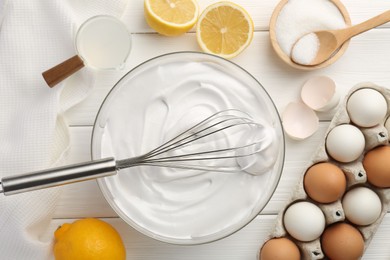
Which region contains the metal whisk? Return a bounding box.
[0,110,271,195]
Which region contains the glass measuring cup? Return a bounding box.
[42,15,132,88]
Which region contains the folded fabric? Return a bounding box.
[0,0,7,28]
[0,0,129,259]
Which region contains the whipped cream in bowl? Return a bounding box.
[91,52,285,244]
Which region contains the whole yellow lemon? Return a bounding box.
[54,218,126,260]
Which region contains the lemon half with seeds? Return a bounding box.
[196,1,254,59]
[144,0,199,36]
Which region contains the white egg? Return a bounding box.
[326,124,365,163]
[342,187,382,226]
[283,201,325,242]
[347,88,388,127]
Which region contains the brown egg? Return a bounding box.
[304,162,346,203]
[321,223,364,260]
[363,145,390,187]
[259,237,300,260]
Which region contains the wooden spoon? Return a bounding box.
[291,10,390,66]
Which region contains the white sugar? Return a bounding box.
[291,33,320,65]
[275,0,346,61]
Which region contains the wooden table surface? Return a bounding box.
[46,0,390,259]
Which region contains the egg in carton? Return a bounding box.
[259,82,390,260]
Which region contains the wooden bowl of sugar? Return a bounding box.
[269,0,351,70]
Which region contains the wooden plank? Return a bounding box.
[122,0,390,33]
[44,214,390,260]
[57,116,390,218]
[52,2,390,258]
[44,216,275,260]
[64,29,390,126]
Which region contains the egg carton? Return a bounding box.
[259,82,390,259]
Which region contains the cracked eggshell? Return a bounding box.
[301,76,339,112]
[282,102,319,140]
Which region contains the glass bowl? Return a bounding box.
[91,51,285,245]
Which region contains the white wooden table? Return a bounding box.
[48,0,390,259]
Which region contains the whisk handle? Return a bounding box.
[0,157,117,195]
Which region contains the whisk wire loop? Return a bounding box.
[143,109,253,158]
[116,109,272,173]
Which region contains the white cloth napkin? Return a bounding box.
[0,0,129,259]
[0,0,7,28]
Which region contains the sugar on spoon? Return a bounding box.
[291,10,390,66]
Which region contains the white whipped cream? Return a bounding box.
[93,55,283,243]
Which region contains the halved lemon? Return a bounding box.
[144,0,199,36]
[196,1,254,59]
